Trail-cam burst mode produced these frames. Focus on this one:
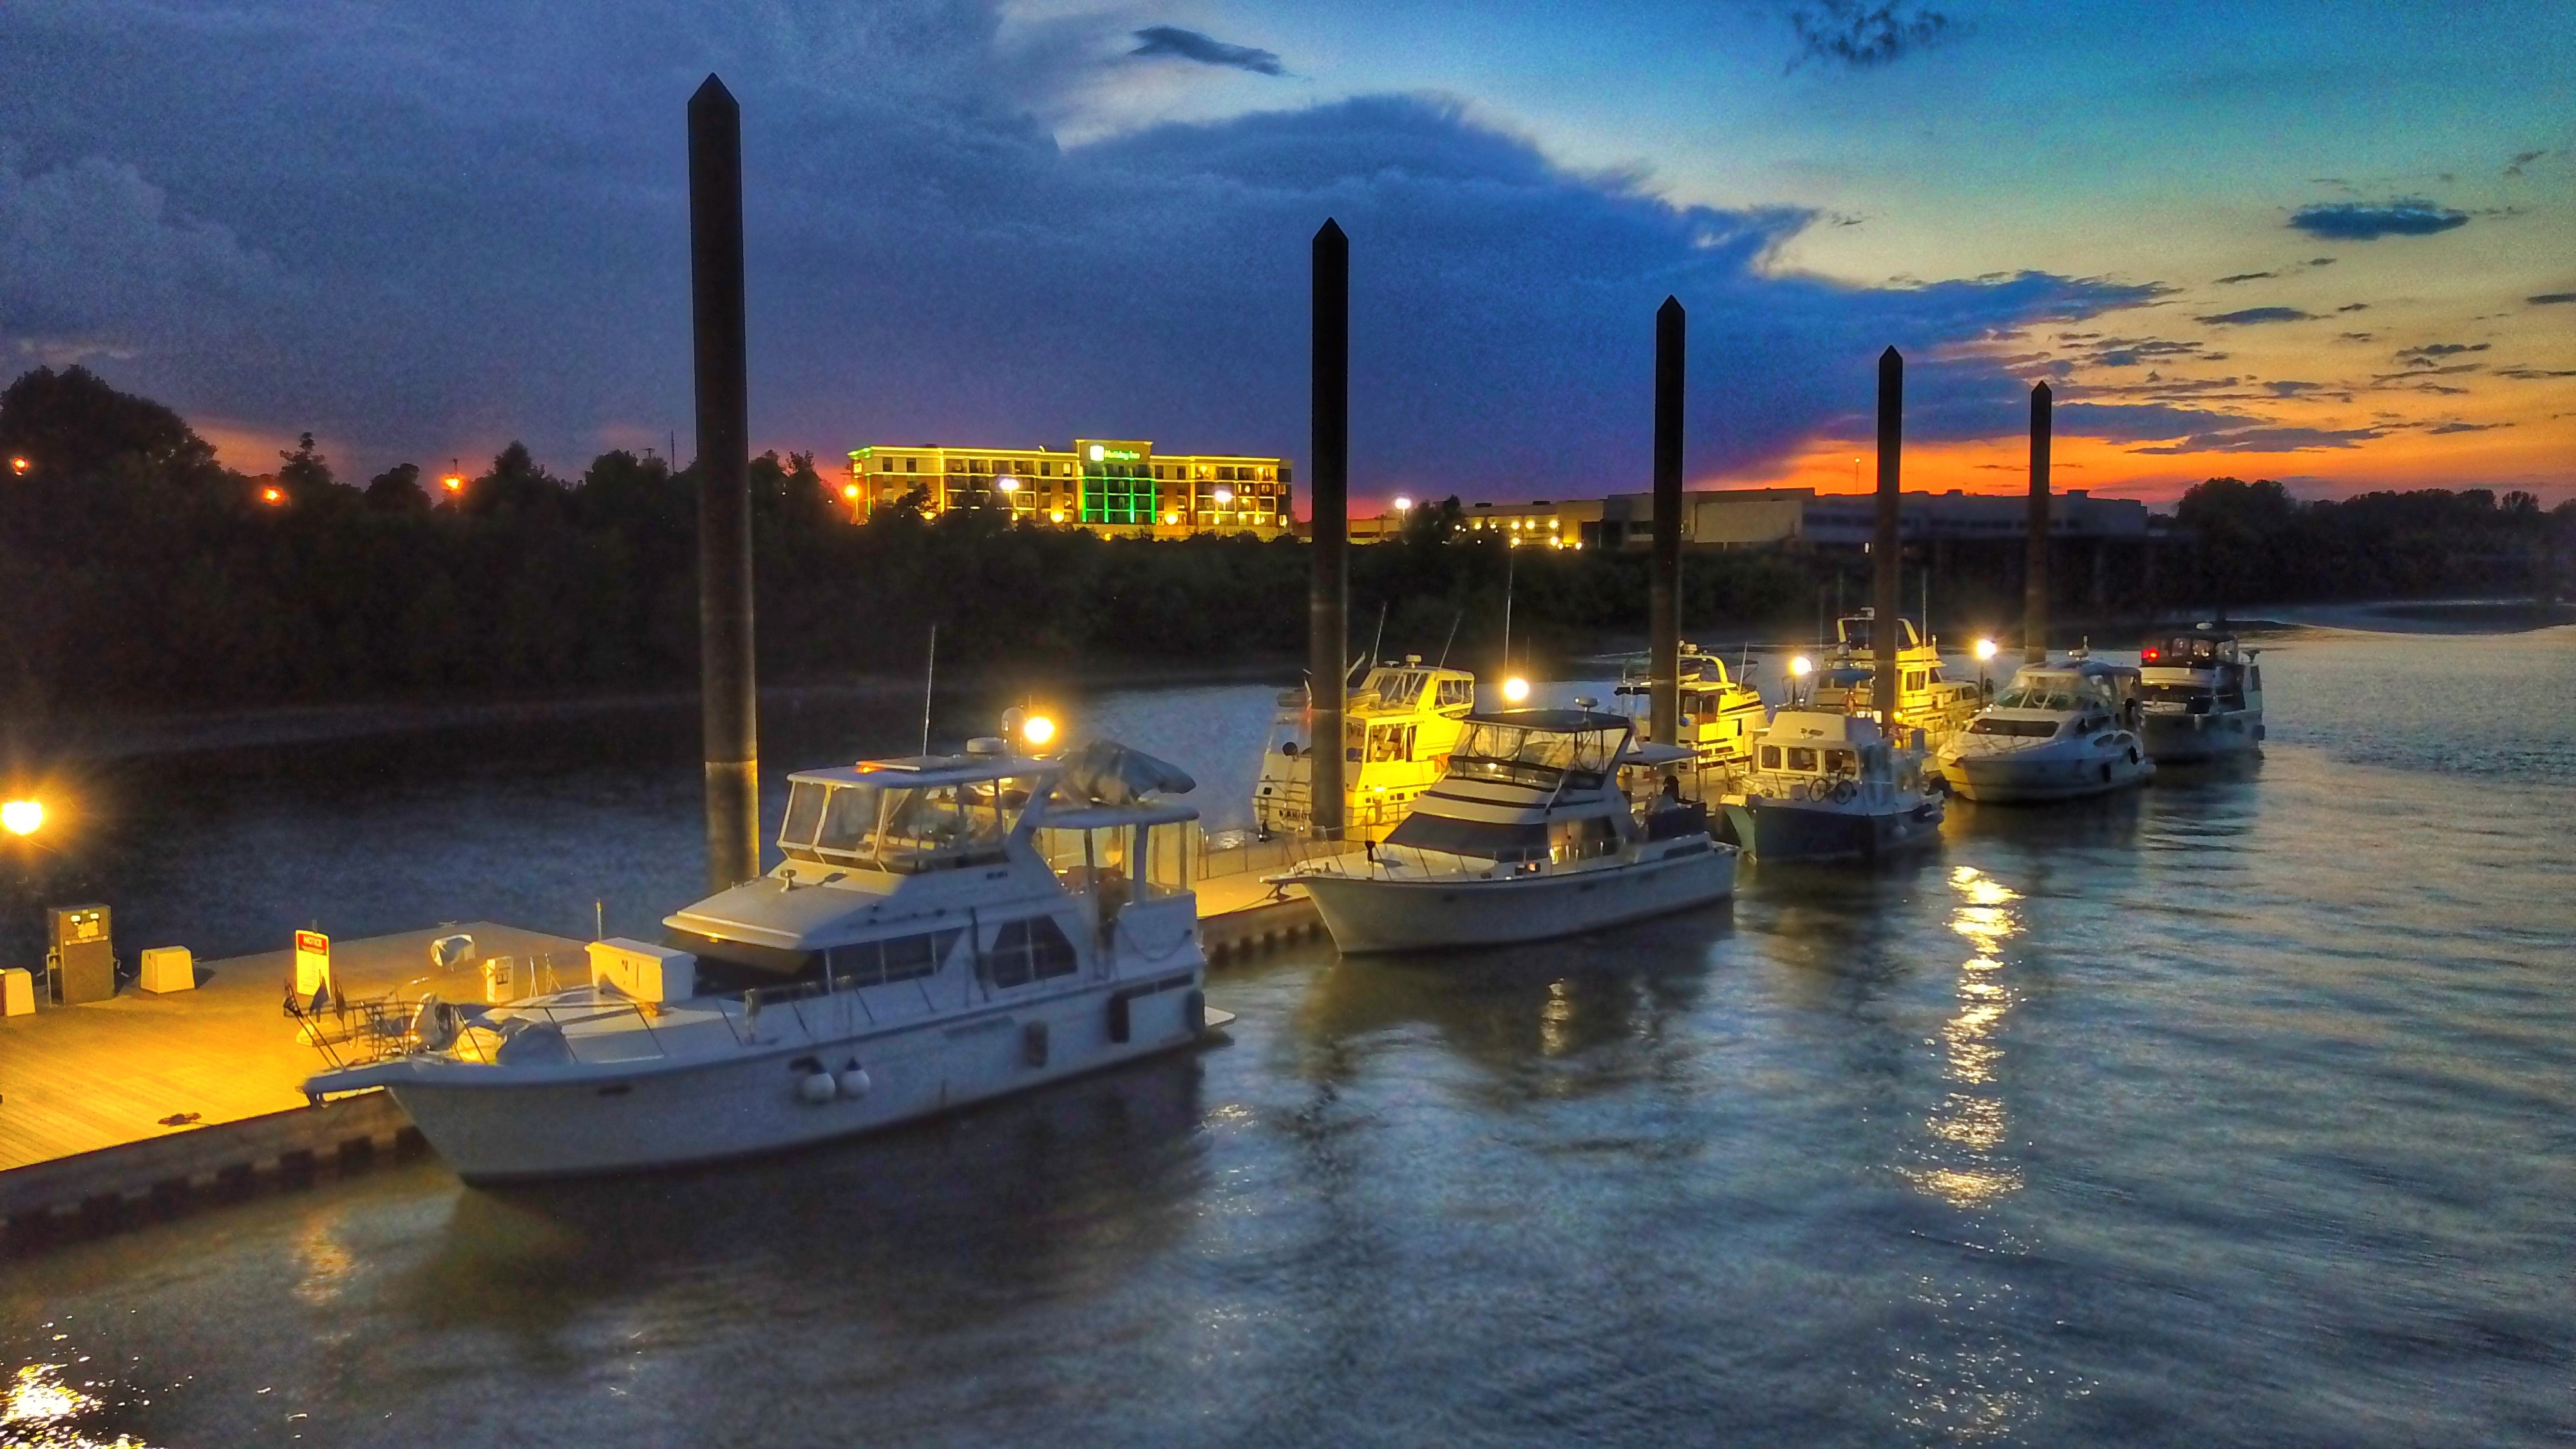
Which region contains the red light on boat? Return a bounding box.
[2141,648,2160,662]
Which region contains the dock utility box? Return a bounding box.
[588,938,696,1004]
[2,967,32,1017]
[139,946,196,994]
[48,904,115,1005]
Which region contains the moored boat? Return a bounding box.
[306,737,1212,1183]
[2136,625,2265,762]
[1935,654,2155,802]
[1724,710,1945,862]
[1277,708,1737,952]
[1255,656,1477,842]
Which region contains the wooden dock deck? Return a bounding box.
[1,921,589,1175]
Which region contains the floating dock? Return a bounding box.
[2,888,1326,1254]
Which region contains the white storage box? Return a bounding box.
[139,946,196,994]
[588,938,696,1003]
[1,967,32,1017]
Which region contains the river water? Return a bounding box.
[5,627,2573,1446]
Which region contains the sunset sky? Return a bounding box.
[3,0,2569,510]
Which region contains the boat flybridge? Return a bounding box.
[305,737,1212,1183]
[1255,656,1477,842]
[1275,707,1738,952]
[1611,643,1770,784]
[1935,652,2154,802]
[1723,709,1945,863]
[2136,625,2265,762]
[1808,611,1986,744]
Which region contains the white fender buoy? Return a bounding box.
[837,1064,872,1097]
[797,1070,838,1104]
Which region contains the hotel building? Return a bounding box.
[849,439,1293,538]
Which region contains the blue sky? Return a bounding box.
[1,0,2568,504]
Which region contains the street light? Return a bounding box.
[2,799,41,835]
[260,486,285,506]
[8,456,28,476]
[1021,714,1056,748]
[1975,637,1998,694]
[1502,676,1531,703]
[1392,495,1412,513]
[1788,654,1813,707]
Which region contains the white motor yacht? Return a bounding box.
[1276,708,1736,953]
[1723,710,1946,862]
[1935,654,2155,802]
[2136,625,2265,762]
[1808,610,1987,746]
[1255,656,1477,842]
[305,739,1212,1183]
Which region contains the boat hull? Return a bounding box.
[1298,846,1736,954]
[369,972,1206,1184]
[1726,796,1944,863]
[1938,749,2155,802]
[2139,709,2263,763]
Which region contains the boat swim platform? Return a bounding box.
[2,889,1322,1253]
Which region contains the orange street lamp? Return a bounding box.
[840,482,862,502]
[1,799,42,836]
[8,456,29,476]
[260,486,285,506]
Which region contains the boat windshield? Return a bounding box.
[1448,721,1619,786]
[1969,717,2061,737]
[1994,672,2103,713]
[779,775,1039,871]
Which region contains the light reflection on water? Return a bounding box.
[5,627,2575,1445]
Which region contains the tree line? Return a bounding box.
[1,366,2565,717]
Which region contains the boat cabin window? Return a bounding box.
[981,916,1081,990]
[1759,744,1782,770]
[1366,723,1417,762]
[665,930,819,994]
[826,929,962,989]
[779,775,1039,872]
[1785,746,1819,772]
[1450,721,1618,786]
[1969,717,2060,737]
[1435,677,1475,709]
[1034,819,1197,905]
[1549,815,1622,862]
[1822,748,1856,776]
[1994,672,2103,714]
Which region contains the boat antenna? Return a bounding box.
[1349,600,1388,684]
[1435,607,1464,669]
[919,623,938,756]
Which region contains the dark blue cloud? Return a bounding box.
[2131,426,2382,454]
[2197,307,2314,325]
[1785,2,1964,70]
[1129,26,1283,77]
[2211,270,2275,285]
[2288,198,2470,240]
[2529,292,2576,305]
[0,0,2164,491]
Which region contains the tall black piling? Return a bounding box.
[1873,346,1902,724]
[1309,220,1349,840]
[2024,381,2052,665]
[690,75,758,892]
[1650,297,1685,744]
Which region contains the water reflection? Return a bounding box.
[1292,909,1727,1099]
[3,1361,158,1449]
[1904,865,2026,1210]
[394,1051,1210,1347]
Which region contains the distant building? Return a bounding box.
[1353,486,2150,551]
[849,439,1291,538]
